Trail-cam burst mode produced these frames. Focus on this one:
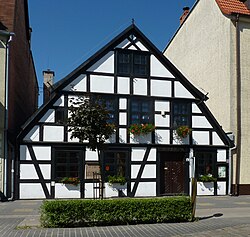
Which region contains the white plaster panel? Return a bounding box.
[175,81,194,98]
[213,132,224,145]
[20,145,31,161]
[119,128,127,143]
[54,96,65,106]
[197,182,214,196]
[116,39,130,49]
[130,133,152,144]
[90,75,114,93]
[128,45,137,50]
[23,126,39,142]
[217,149,227,162]
[68,131,80,143]
[106,133,116,143]
[87,52,114,73]
[136,41,149,51]
[141,165,156,178]
[131,182,156,197]
[192,131,210,145]
[151,55,174,78]
[148,148,156,161]
[155,101,170,112]
[155,114,169,127]
[131,165,140,179]
[192,116,212,128]
[55,183,80,198]
[131,148,146,161]
[84,183,94,198]
[33,146,51,160]
[68,95,85,107]
[39,109,55,123]
[105,183,127,198]
[64,74,87,92]
[119,112,127,125]
[40,165,51,179]
[192,103,202,113]
[19,183,49,199]
[118,77,130,94]
[20,164,38,179]
[43,126,64,142]
[119,98,127,110]
[155,130,170,144]
[217,181,226,195]
[151,80,171,97]
[85,149,98,161]
[133,78,147,95]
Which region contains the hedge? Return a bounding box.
[40,196,192,228]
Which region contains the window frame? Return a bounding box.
[102,150,129,181]
[172,101,191,128]
[53,148,82,181]
[130,98,153,125]
[115,49,150,77]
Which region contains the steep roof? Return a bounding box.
[216,0,250,15]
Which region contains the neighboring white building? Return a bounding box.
[17,24,232,199]
[164,0,250,195]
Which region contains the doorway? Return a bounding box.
[160,151,185,195]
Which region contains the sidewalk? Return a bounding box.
[0,196,249,237]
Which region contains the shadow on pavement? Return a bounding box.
[198,213,223,220]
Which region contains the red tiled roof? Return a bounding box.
[215,0,250,15]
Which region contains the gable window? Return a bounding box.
[116,49,149,77]
[54,149,80,180]
[172,102,190,127]
[94,96,118,124]
[102,151,128,180]
[130,99,152,124]
[55,107,67,124]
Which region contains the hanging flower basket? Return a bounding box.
[129,123,155,136]
[60,177,80,186]
[176,125,192,138]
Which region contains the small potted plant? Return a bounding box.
[107,175,127,189]
[129,123,155,136]
[60,177,80,186]
[176,125,192,138]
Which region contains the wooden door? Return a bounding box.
[160,152,185,195]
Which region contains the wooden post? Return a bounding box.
[191,178,197,220]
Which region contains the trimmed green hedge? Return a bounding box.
[40,196,192,228]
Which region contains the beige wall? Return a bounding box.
[0,37,7,193]
[164,0,232,132]
[164,0,250,187]
[238,19,250,184]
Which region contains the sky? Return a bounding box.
[28,0,196,105]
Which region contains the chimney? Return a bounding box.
[180,7,190,25]
[43,69,55,104]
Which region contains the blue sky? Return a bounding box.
[28,0,196,105]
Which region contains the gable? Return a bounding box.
[19,24,231,148]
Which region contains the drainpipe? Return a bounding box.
[0,30,15,200]
[234,14,241,196]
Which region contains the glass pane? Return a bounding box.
[131,102,139,112]
[142,102,150,112]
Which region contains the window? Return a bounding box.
[172,102,190,127]
[54,149,80,179]
[103,151,127,180]
[55,107,67,124]
[94,96,117,124]
[116,49,149,77]
[195,151,216,178]
[130,99,152,124]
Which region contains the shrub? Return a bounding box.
[197,175,217,182]
[40,196,192,228]
[107,175,126,185]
